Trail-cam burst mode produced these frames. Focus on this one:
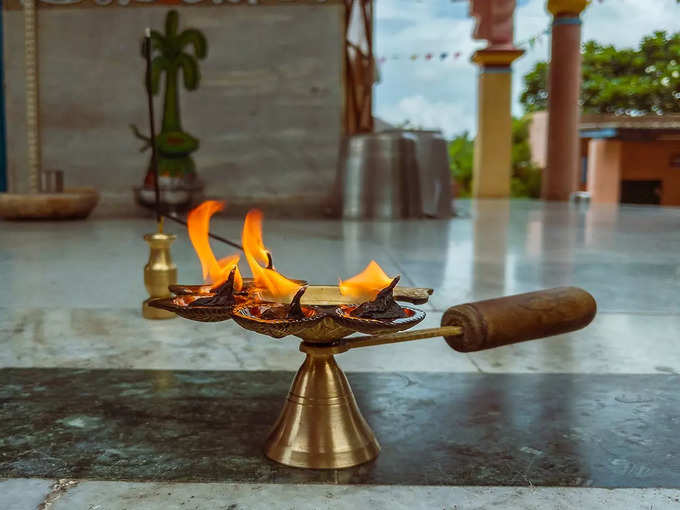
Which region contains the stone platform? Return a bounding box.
[2,200,680,508]
[2,368,679,488]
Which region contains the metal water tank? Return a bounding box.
[385,129,453,218]
[336,132,422,219]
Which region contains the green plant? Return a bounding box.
[447,120,540,199]
[132,10,207,182]
[448,131,474,197]
[510,116,541,198]
[520,31,680,115]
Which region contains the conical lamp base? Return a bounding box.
[264,347,380,469]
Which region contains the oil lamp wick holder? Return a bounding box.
[151,285,596,469]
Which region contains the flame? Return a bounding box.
[242,209,301,300]
[187,201,243,290]
[339,260,394,301]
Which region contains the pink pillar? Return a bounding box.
[542,0,588,201]
[586,139,622,204]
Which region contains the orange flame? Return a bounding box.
[339,260,394,301]
[242,209,301,300]
[187,201,243,290]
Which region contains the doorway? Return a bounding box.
[620,180,662,205]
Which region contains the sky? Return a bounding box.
[374,0,680,138]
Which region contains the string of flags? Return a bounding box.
[377,24,553,64]
[519,26,552,49]
[376,51,462,64]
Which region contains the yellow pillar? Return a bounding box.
[472,49,524,198]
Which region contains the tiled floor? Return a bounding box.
[2,199,680,508]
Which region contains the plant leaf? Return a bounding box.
[178,28,208,59]
[177,53,200,90]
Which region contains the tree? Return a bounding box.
[449,118,541,199]
[520,31,680,115]
[510,116,541,198]
[448,132,474,197]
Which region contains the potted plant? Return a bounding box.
[132,10,207,212]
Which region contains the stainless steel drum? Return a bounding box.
[385,129,453,218]
[336,132,422,220]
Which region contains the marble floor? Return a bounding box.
[1,199,680,509]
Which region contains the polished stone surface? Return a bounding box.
[1,200,679,314]
[42,483,680,510]
[0,478,53,510]
[3,479,679,510]
[2,199,680,507]
[2,368,679,488]
[3,307,680,375]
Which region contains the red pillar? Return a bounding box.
[542,0,588,201]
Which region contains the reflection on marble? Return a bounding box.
[1,200,679,313]
[0,308,475,372]
[41,482,680,510]
[3,307,680,374]
[468,313,680,374]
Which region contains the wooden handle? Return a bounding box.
[441,287,596,352]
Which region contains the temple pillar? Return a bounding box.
[472,49,523,197]
[541,0,588,201]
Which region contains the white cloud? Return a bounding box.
[379,94,474,137]
[374,0,680,139]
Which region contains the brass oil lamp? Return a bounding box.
[149,205,597,469]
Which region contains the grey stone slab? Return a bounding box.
[0,218,409,309]
[0,478,54,510]
[48,483,680,510]
[3,200,680,314]
[0,307,475,373]
[5,307,680,375]
[2,368,680,488]
[468,312,680,375]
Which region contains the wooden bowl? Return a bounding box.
[0,187,99,220]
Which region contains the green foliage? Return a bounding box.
[520,31,680,115]
[519,62,548,113]
[510,116,541,198]
[448,117,541,199]
[448,131,474,197]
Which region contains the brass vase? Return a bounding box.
[142,232,177,320]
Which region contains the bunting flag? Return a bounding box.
[376,51,464,63]
[518,26,552,49]
[376,25,551,65]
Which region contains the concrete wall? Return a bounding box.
[586,138,680,206]
[620,140,680,206]
[3,4,344,216]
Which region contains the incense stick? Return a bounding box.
[143,27,161,228]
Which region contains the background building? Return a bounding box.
[529,111,680,205]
